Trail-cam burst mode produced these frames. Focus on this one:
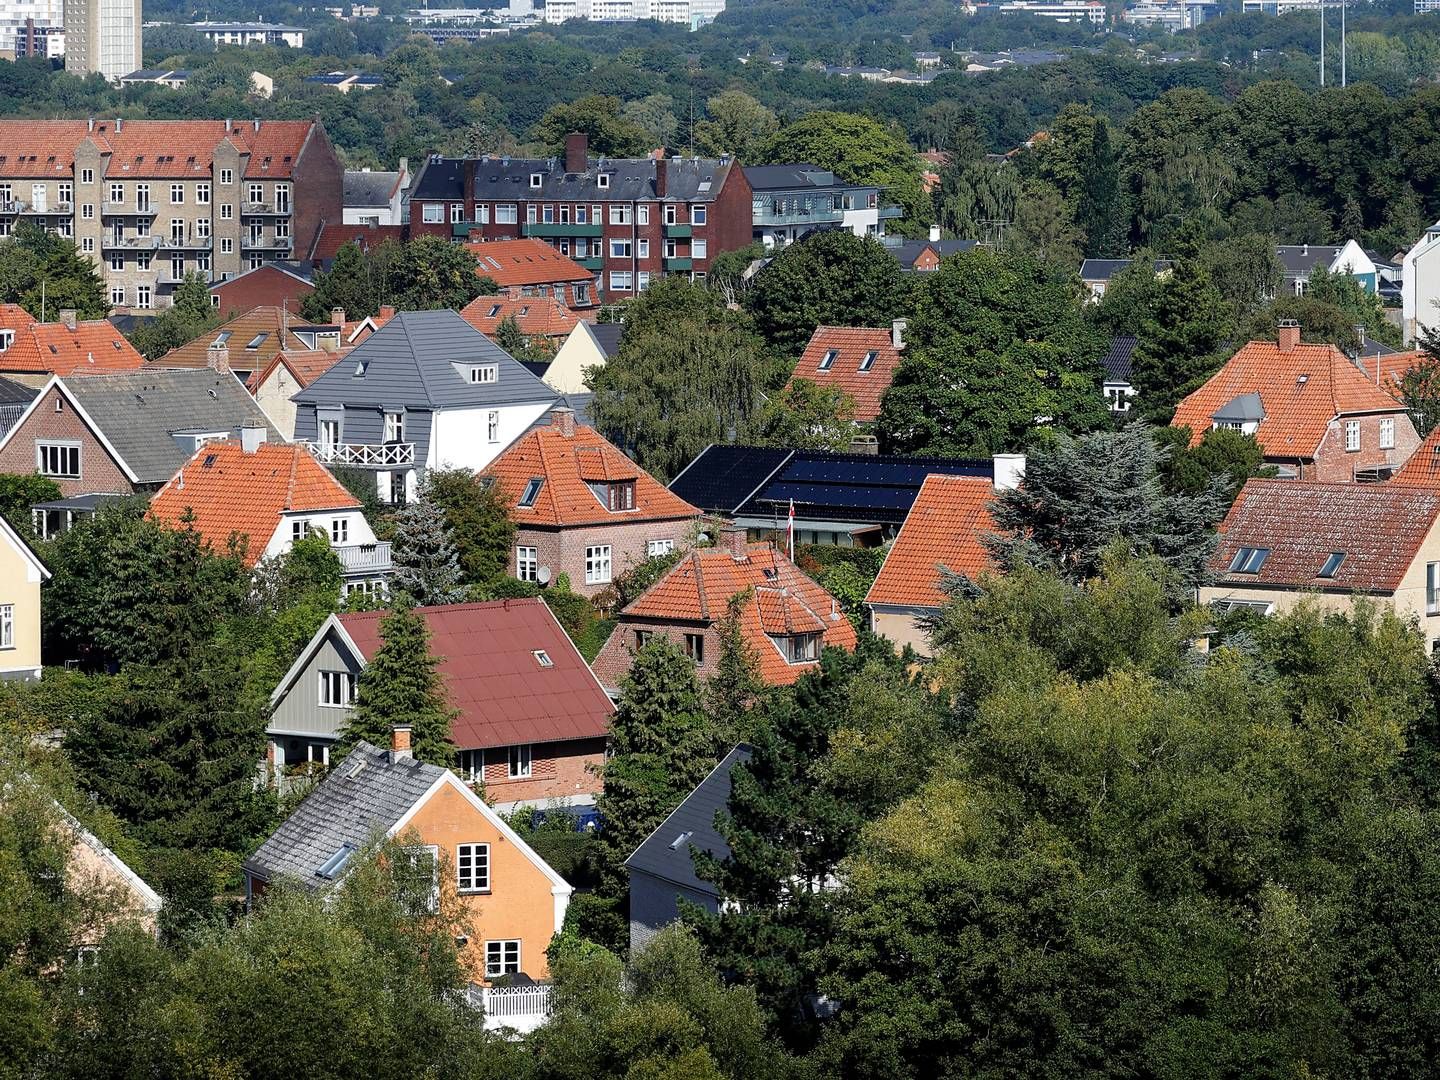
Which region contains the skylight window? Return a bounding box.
[668,830,693,851]
[1318,551,1345,579]
[245,332,268,350]
[213,330,232,346]
[533,649,553,668]
[315,842,357,879]
[487,304,501,318]
[519,477,543,507]
[817,350,837,371]
[859,350,878,372]
[1228,547,1270,574]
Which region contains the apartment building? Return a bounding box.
[0,0,61,57]
[0,118,342,312]
[63,0,139,80]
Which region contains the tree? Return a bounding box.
[1131,255,1233,424]
[1403,338,1440,438]
[533,94,652,157]
[1076,119,1126,258]
[423,467,516,588]
[390,490,467,605]
[621,94,679,151]
[0,222,107,321]
[1254,265,1400,349]
[694,90,778,162]
[492,314,554,364]
[127,272,221,359]
[936,158,1021,242]
[1153,424,1271,501]
[705,592,766,745]
[300,237,491,322]
[0,472,59,537]
[299,241,378,323]
[340,603,457,768]
[1201,233,1284,329]
[1008,180,1084,268]
[746,379,856,452]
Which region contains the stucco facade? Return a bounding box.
[0,515,48,679]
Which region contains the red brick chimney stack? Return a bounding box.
[206,344,230,373]
[655,155,667,199]
[565,132,588,175]
[331,307,345,327]
[723,527,748,561]
[390,724,413,762]
[1277,320,1300,353]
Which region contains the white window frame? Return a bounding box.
[384,411,403,443]
[291,519,309,543]
[608,271,632,292]
[485,939,521,978]
[516,545,538,581]
[170,183,184,204]
[496,204,517,225]
[0,603,12,649]
[457,842,490,893]
[331,518,348,543]
[36,441,80,478]
[1345,419,1361,452]
[401,845,439,915]
[508,743,532,779]
[1380,417,1395,450]
[692,205,707,225]
[469,364,498,384]
[647,538,673,557]
[220,168,233,185]
[692,238,708,259]
[318,669,357,707]
[609,239,631,259]
[422,203,443,224]
[684,631,704,662]
[585,544,612,585]
[1429,562,1440,616]
[608,204,629,225]
[196,183,210,205]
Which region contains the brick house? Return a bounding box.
[267,598,613,811]
[484,407,700,598]
[591,530,858,694]
[462,237,598,311]
[0,304,145,384]
[208,261,315,317]
[785,321,906,424]
[1171,322,1420,481]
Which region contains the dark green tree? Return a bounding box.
[745,379,856,452]
[532,94,652,157]
[1132,255,1233,424]
[0,472,59,537]
[0,222,107,321]
[423,467,516,588]
[127,272,221,360]
[1076,119,1125,258]
[1153,424,1272,501]
[1403,338,1440,438]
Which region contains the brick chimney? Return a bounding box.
[722,526,748,561]
[206,343,230,373]
[655,155,667,199]
[389,723,412,763]
[379,305,396,320]
[330,306,345,327]
[1277,320,1300,353]
[552,406,576,437]
[564,132,588,174]
[891,318,906,350]
[58,309,76,331]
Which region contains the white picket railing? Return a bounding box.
[467,983,554,1033]
[302,441,415,467]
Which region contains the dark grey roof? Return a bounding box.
[468,155,737,204]
[624,745,752,898]
[293,310,558,412]
[590,322,624,359]
[244,740,446,883]
[1102,335,1137,385]
[343,169,403,209]
[1358,333,1398,359]
[0,374,36,406]
[63,368,279,484]
[1276,245,1340,277]
[122,68,185,80]
[33,493,125,512]
[1080,258,1172,282]
[409,156,468,200]
[891,238,978,269]
[742,163,877,193]
[1214,391,1264,423]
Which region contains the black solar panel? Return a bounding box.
[739,451,992,525]
[669,445,792,513]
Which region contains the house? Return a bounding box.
[1199,478,1440,651]
[1169,323,1419,481]
[306,71,385,93]
[743,163,900,250]
[1404,220,1440,343]
[591,529,859,694]
[243,730,571,1024]
[889,228,977,272]
[625,744,750,953]
[462,238,598,311]
[155,305,349,380]
[0,367,280,503]
[208,262,316,318]
[343,162,409,226]
[784,322,905,424]
[308,222,405,269]
[245,349,346,439]
[266,598,613,809]
[668,445,1026,547]
[1277,240,1376,295]
[0,513,49,680]
[187,21,305,46]
[147,436,391,595]
[541,321,622,396]
[406,134,754,301]
[292,309,558,504]
[484,407,700,598]
[119,68,192,89]
[0,305,146,384]
[1079,258,1172,301]
[459,295,585,347]
[1101,335,1138,413]
[864,474,998,655]
[0,374,36,437]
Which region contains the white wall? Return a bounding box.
[262,507,378,562]
[1404,232,1440,344]
[426,401,554,472]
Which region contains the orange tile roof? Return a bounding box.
[464,239,593,288]
[1357,349,1423,395]
[459,295,583,338]
[0,308,146,376]
[786,326,901,422]
[148,439,359,566]
[485,417,698,528]
[1171,336,1406,457]
[865,474,997,609]
[154,306,327,370]
[0,119,317,179]
[1390,424,1440,486]
[245,348,348,393]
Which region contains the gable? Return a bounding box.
[0,380,137,484]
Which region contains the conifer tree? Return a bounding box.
[390,489,466,605]
[706,592,766,746]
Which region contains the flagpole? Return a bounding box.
[787,499,795,563]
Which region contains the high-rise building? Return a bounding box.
[0,0,62,56]
[62,0,138,81]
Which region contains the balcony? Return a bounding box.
[522,221,602,238]
[335,541,393,577]
[102,202,158,216]
[241,235,293,251]
[303,441,415,468]
[877,205,905,220]
[662,223,691,238]
[101,234,162,251]
[0,201,23,215]
[577,256,603,270]
[158,235,213,251]
[20,201,69,215]
[752,206,844,227]
[242,201,291,216]
[663,257,692,271]
[467,983,553,1034]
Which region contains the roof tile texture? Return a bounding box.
[865,474,997,608]
[0,119,316,178]
[0,305,146,376]
[786,325,901,423]
[155,306,323,370]
[459,295,584,338]
[464,239,593,288]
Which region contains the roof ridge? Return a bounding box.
[284,443,300,510]
[692,549,710,622]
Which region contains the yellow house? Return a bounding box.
[543,321,623,396]
[0,513,49,680]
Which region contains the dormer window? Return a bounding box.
[1228,547,1270,574]
[0,329,12,351]
[859,350,878,372]
[469,364,497,384]
[777,632,821,664]
[597,173,610,190]
[817,349,837,371]
[605,481,635,511]
[530,173,543,188]
[519,477,544,507]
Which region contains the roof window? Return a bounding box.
[859,350,878,372]
[1228,547,1270,574]
[668,830,693,850]
[533,649,553,667]
[245,332,268,350]
[1318,551,1345,578]
[315,842,357,880]
[529,173,543,188]
[597,173,610,189]
[817,349,837,371]
[519,477,543,507]
[487,304,501,318]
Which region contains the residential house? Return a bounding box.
[245,349,346,439]
[1199,478,1440,651]
[0,374,36,437]
[668,444,1026,547]
[1405,219,1440,343]
[266,598,613,809]
[625,745,750,953]
[0,368,279,516]
[889,228,977,272]
[1101,335,1138,413]
[406,134,754,301]
[541,321,622,396]
[307,222,405,269]
[484,407,701,598]
[155,305,351,382]
[0,512,49,680]
[864,474,997,655]
[459,295,585,352]
[1079,258,1172,301]
[0,305,145,384]
[591,529,859,694]
[1277,240,1376,295]
[784,322,905,425]
[119,69,192,89]
[462,238,598,311]
[186,22,305,46]
[292,309,558,504]
[343,162,409,226]
[208,262,316,317]
[743,163,899,249]
[303,71,384,93]
[244,731,571,1028]
[147,435,391,594]
[1169,323,1419,481]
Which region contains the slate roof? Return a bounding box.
[0,375,35,439]
[244,740,445,886]
[148,440,360,565]
[890,238,978,269]
[155,306,320,370]
[0,119,318,179]
[589,323,624,358]
[1079,258,1172,283]
[786,325,902,422]
[1101,335,1137,385]
[865,474,997,609]
[1209,478,1440,594]
[460,296,583,338]
[1275,244,1341,278]
[486,415,699,528]
[57,369,279,484]
[0,305,146,376]
[455,154,738,204]
[465,239,593,288]
[293,309,558,412]
[624,745,752,898]
[343,169,404,208]
[742,163,875,193]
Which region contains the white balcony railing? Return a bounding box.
[302,441,414,468]
[468,983,554,1033]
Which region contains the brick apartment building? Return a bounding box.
[0,119,342,313]
[406,133,753,301]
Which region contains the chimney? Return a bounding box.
[564,131,588,174]
[207,343,230,373]
[240,425,266,454]
[389,724,413,763]
[1277,320,1300,353]
[552,405,576,437]
[58,309,76,331]
[992,453,1026,492]
[722,526,748,561]
[928,224,941,243]
[379,305,395,320]
[86,117,94,132]
[655,155,667,199]
[330,306,346,326]
[891,318,906,350]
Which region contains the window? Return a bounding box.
[530,172,543,189]
[684,632,704,662]
[316,842,356,879]
[610,239,631,258]
[291,520,309,542]
[692,239,707,259]
[319,419,340,452]
[664,239,678,259]
[220,169,233,185]
[664,204,677,225]
[526,205,537,224]
[508,744,532,779]
[859,350,877,372]
[196,183,210,205]
[109,253,123,272]
[475,204,489,224]
[469,364,498,384]
[485,940,521,978]
[1345,419,1361,452]
[608,271,632,291]
[1429,562,1440,615]
[451,203,464,223]
[81,168,93,184]
[634,629,653,648]
[541,205,554,223]
[108,181,123,204]
[136,184,149,211]
[170,183,184,204]
[534,650,553,667]
[519,478,543,507]
[608,204,630,225]
[607,481,635,511]
[331,518,348,543]
[817,349,837,371]
[786,632,821,663]
[136,218,151,238]
[576,205,587,224]
[457,843,490,892]
[318,670,357,706]
[1318,551,1345,579]
[248,182,264,204]
[36,442,79,478]
[585,545,612,584]
[487,411,500,442]
[637,238,649,258]
[423,204,444,224]
[57,182,71,204]
[221,238,233,254]
[647,538,673,557]
[81,202,93,220]
[384,411,404,443]
[276,184,290,213]
[0,604,12,649]
[692,205,707,225]
[1227,547,1270,574]
[597,173,610,190]
[135,285,151,309]
[220,203,233,221]
[636,271,650,291]
[109,286,124,306]
[496,204,517,224]
[398,845,438,915]
[637,203,650,225]
[1380,417,1396,450]
[196,218,210,239]
[516,546,539,581]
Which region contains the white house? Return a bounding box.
[1404,221,1440,344]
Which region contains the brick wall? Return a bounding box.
[708,163,755,264]
[1306,410,1420,482]
[470,736,607,805]
[511,518,696,599]
[212,265,314,319]
[0,385,134,497]
[293,124,345,265]
[591,618,714,692]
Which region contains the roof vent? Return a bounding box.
[1296,374,1308,385]
[668,830,694,850]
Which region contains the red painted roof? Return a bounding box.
[310,223,404,263]
[338,598,613,749]
[866,474,997,608]
[0,306,146,376]
[786,325,902,423]
[0,119,317,178]
[464,239,593,288]
[459,295,584,338]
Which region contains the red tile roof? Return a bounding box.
[865,474,997,608]
[464,239,593,288]
[245,349,348,394]
[338,598,613,749]
[155,306,328,370]
[485,418,699,528]
[1357,349,1423,395]
[1209,477,1440,593]
[786,326,901,423]
[0,119,317,179]
[0,306,146,376]
[1171,336,1405,457]
[459,295,584,338]
[148,440,359,565]
[309,223,404,263]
